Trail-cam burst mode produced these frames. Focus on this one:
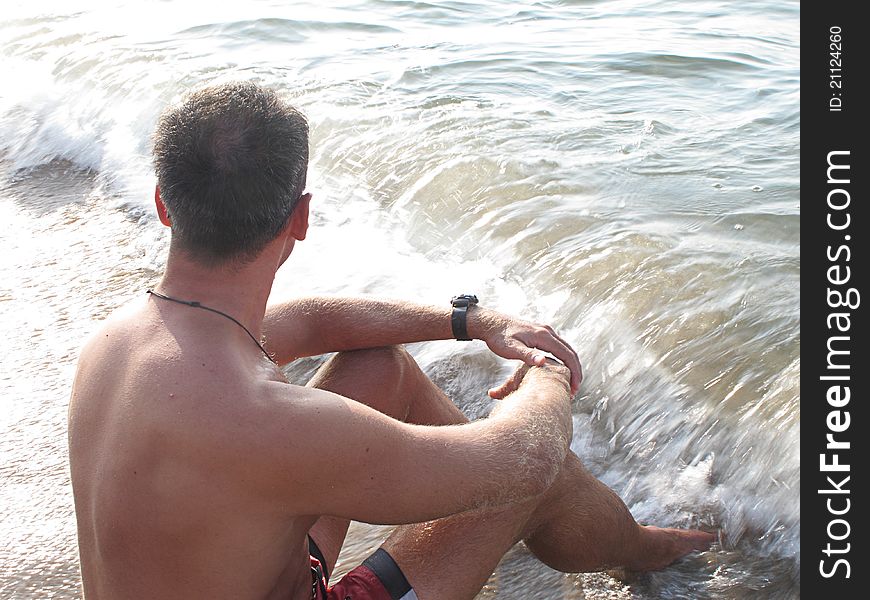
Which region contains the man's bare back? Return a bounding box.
[68,82,713,600]
[69,298,320,599]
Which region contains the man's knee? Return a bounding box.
[332,345,414,383]
[345,344,412,369]
[311,345,416,419]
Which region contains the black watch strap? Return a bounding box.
[450,294,479,341]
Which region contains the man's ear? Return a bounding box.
[287,193,311,241]
[155,186,171,227]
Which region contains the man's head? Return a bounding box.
[153,81,309,266]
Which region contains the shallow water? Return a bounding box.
[0,1,799,598]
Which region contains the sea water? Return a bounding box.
[0,1,800,598]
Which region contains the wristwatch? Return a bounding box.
[450,294,479,341]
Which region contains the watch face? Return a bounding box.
[452,294,478,306]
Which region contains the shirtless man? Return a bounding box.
[68,82,713,600]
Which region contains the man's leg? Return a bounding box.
[384,449,714,599]
[305,346,713,597]
[304,346,468,576]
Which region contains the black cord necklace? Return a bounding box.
[147,289,277,364]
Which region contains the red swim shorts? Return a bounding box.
[309,539,418,600]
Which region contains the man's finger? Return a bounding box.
[518,329,577,368]
[528,351,547,366]
[520,332,580,390]
[488,363,530,399]
[551,330,582,390]
[541,333,581,392]
[501,338,547,367]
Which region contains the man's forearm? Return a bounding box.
[482,366,574,502]
[264,296,458,363]
[491,368,573,453]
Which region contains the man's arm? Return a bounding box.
[264,296,452,361]
[236,362,573,525]
[263,296,582,393]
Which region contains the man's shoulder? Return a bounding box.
[78,296,150,354]
[104,295,155,333]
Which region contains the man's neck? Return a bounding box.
[155,250,278,342]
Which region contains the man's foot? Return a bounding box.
[627,526,716,572]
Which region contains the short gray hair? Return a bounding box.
[153,81,309,265]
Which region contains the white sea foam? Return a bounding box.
[1,1,800,597]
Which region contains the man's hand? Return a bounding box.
[468,308,582,397]
[486,359,572,400]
